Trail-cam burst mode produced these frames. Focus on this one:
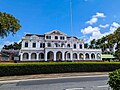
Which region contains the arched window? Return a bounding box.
[39,53,44,59]
[85,53,89,59]
[91,53,95,59]
[67,53,71,59]
[47,51,54,60]
[73,53,77,59]
[97,53,101,59]
[31,53,37,59]
[79,53,84,59]
[56,51,62,61]
[23,53,29,59]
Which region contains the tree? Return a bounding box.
[2,42,21,50]
[0,12,21,38]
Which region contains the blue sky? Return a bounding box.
[0,0,120,49]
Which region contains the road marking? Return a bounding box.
[65,88,84,90]
[97,85,109,88]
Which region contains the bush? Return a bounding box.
[108,69,120,90]
[0,62,120,76]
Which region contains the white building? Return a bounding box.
[20,30,102,61]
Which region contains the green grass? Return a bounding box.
[0,62,120,66]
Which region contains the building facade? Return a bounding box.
[20,30,102,61]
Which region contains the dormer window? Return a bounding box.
[46,36,51,39]
[55,36,58,39]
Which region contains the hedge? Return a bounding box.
[0,62,120,76]
[108,69,120,90]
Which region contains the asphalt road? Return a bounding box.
[0,75,111,90]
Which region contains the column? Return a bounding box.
[0,54,2,61]
[62,52,65,61]
[83,53,85,60]
[70,52,73,61]
[45,51,47,61]
[89,53,91,60]
[100,53,102,60]
[37,53,39,61]
[77,54,79,60]
[95,53,97,60]
[9,54,13,61]
[54,52,56,61]
[29,53,31,61]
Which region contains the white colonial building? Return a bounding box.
[20,30,102,61]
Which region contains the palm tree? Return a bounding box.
[0,12,21,38]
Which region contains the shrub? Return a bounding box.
[108,69,120,90]
[0,62,120,76]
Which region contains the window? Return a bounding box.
[47,43,51,47]
[46,36,51,39]
[80,44,82,49]
[40,43,45,48]
[55,36,58,39]
[32,42,36,48]
[40,43,43,48]
[60,36,64,40]
[25,42,28,47]
[74,44,76,49]
[67,44,70,47]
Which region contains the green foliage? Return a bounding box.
[0,12,21,38]
[0,62,120,76]
[108,69,120,90]
[3,41,22,50]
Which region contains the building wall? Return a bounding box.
[20,30,102,61]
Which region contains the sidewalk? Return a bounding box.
[0,72,109,82]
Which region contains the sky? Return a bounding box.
[0,0,120,50]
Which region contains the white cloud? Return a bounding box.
[86,12,106,25]
[83,22,120,43]
[93,12,106,18]
[81,26,100,34]
[24,32,31,35]
[110,22,120,33]
[86,17,98,25]
[99,24,109,28]
[88,30,102,42]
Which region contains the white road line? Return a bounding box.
[97,85,109,88]
[65,88,84,90]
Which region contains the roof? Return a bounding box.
[45,30,67,36]
[26,34,44,37]
[102,54,116,59]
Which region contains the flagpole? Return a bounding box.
[70,0,73,35]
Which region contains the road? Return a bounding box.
[0,75,111,90]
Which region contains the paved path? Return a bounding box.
[0,72,109,82]
[0,75,111,90]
